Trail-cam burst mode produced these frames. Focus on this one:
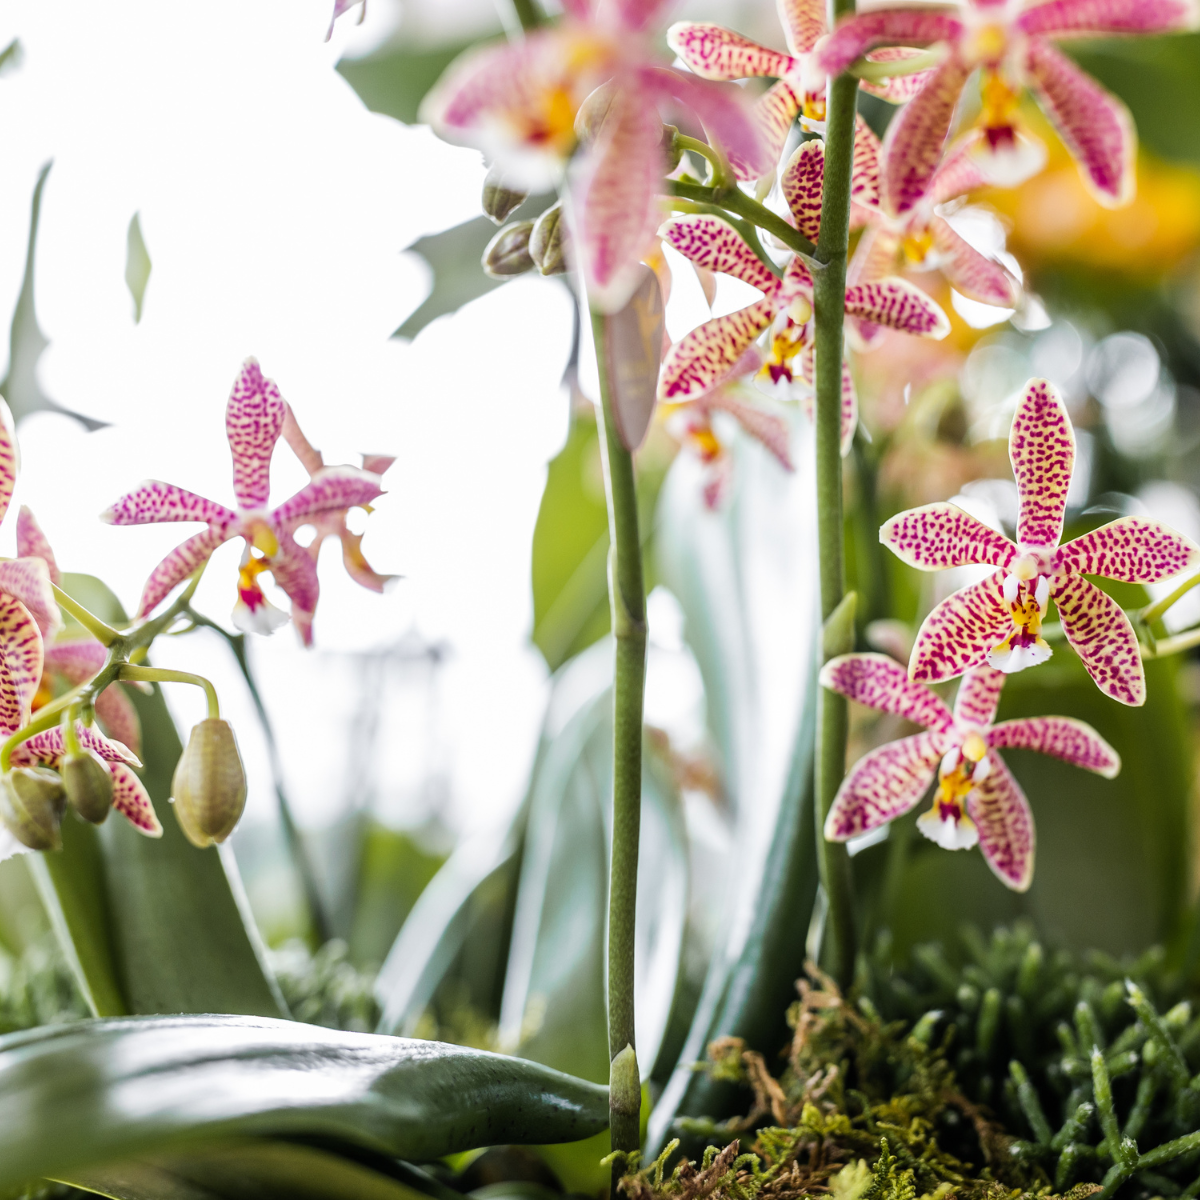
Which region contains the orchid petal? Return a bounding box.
[929,136,991,204]
[666,22,795,80]
[778,0,829,55]
[782,140,826,242]
[659,216,779,292]
[647,66,768,178]
[139,526,231,617]
[851,115,881,210]
[658,297,778,401]
[1052,573,1145,706]
[966,754,1034,891]
[705,390,794,470]
[739,80,803,181]
[614,0,674,32]
[15,508,60,585]
[1055,516,1200,583]
[881,502,1018,571]
[1010,377,1075,549]
[101,481,236,529]
[93,686,143,759]
[0,559,59,637]
[860,49,936,104]
[1024,39,1135,208]
[110,762,162,837]
[953,665,1006,729]
[825,730,946,840]
[268,532,320,648]
[44,637,107,683]
[910,570,1012,684]
[930,216,1021,308]
[21,723,141,768]
[361,453,396,477]
[227,359,287,511]
[988,716,1120,777]
[0,595,42,733]
[843,276,950,338]
[338,527,396,594]
[845,227,901,349]
[271,467,385,530]
[571,83,665,313]
[880,54,972,216]
[0,411,16,530]
[818,8,962,76]
[1016,0,1196,37]
[820,651,957,733]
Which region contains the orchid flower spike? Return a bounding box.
[881,378,1200,706]
[669,0,932,177]
[658,141,948,452]
[102,359,385,647]
[420,0,765,311]
[818,0,1198,211]
[18,508,142,757]
[821,654,1119,890]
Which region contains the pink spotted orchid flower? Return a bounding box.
[657,138,949,451]
[19,508,142,757]
[821,654,1119,890]
[421,0,765,311]
[103,359,385,647]
[881,377,1200,706]
[326,0,365,40]
[818,0,1197,211]
[668,0,932,179]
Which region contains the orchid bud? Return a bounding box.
[529,203,567,276]
[62,750,114,825]
[574,82,614,144]
[171,719,247,848]
[0,767,66,851]
[661,123,682,173]
[482,222,535,278]
[482,163,528,225]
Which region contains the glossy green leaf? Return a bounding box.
[57,1139,433,1200]
[0,1014,609,1190]
[125,213,152,324]
[0,164,105,430]
[337,38,485,126]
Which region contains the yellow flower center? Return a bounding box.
[801,92,827,122]
[250,523,279,557]
[968,24,1008,68]
[979,69,1021,141]
[902,226,935,266]
[989,558,1052,672]
[917,745,985,850]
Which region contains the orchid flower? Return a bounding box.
[326,0,365,41]
[821,654,1118,890]
[0,589,160,857]
[103,359,385,647]
[881,377,1200,706]
[818,0,1197,211]
[657,141,949,451]
[421,0,765,311]
[18,508,142,757]
[668,0,932,179]
[848,138,1021,347]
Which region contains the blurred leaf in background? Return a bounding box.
[125,212,152,324]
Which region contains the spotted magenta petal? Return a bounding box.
[966,755,1035,891]
[885,378,1200,704]
[782,140,825,243]
[271,468,385,531]
[987,715,1120,777]
[43,638,142,758]
[929,217,1022,308]
[15,508,59,586]
[951,661,1006,728]
[0,594,43,732]
[668,22,794,79]
[139,527,231,618]
[1015,0,1196,39]
[820,652,956,733]
[228,359,287,511]
[101,481,237,530]
[0,559,59,638]
[818,8,963,76]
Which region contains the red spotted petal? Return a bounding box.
[15,508,60,585]
[666,22,795,79]
[267,532,320,648]
[929,136,991,204]
[95,686,143,759]
[703,390,794,470]
[778,0,829,55]
[139,526,232,617]
[953,666,1006,729]
[1055,516,1200,583]
[1052,572,1145,706]
[659,216,779,292]
[843,277,950,338]
[102,482,236,529]
[1010,378,1075,549]
[881,502,1018,571]
[851,115,882,210]
[825,730,947,840]
[967,753,1034,891]
[818,8,962,77]
[271,467,384,531]
[227,359,287,511]
[987,715,1120,777]
[110,762,162,836]
[21,723,140,768]
[782,139,826,243]
[931,216,1021,308]
[1016,0,1196,37]
[820,651,956,733]
[910,570,1012,684]
[658,297,778,401]
[44,637,107,684]
[738,79,803,181]
[0,559,60,637]
[859,48,937,104]
[0,595,43,734]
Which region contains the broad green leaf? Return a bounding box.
[125,214,152,324]
[56,1138,441,1200]
[0,164,106,430]
[0,1015,609,1190]
[337,39,485,126]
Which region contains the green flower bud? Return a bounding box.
[661,123,682,173]
[529,203,567,276]
[0,767,66,851]
[171,719,247,849]
[62,750,114,825]
[482,221,535,279]
[482,163,528,225]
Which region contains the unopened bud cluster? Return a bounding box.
[482,201,568,279]
[171,718,247,849]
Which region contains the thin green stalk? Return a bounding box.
[51,583,119,646]
[1142,572,1200,626]
[509,0,542,30]
[850,47,944,83]
[118,665,219,719]
[811,51,860,988]
[675,134,733,189]
[591,304,648,1175]
[668,180,816,259]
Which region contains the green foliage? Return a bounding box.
[0,936,86,1034]
[124,213,151,323]
[337,38,485,126]
[270,938,380,1031]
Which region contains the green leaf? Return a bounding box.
[336,39,485,126]
[0,1015,608,1190]
[0,164,106,430]
[56,1139,446,1200]
[125,214,152,324]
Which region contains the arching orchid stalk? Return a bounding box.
[817,0,1198,210]
[102,359,386,647]
[821,653,1119,890]
[421,0,765,310]
[881,377,1200,706]
[667,0,931,178]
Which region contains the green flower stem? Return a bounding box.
[118,665,219,720]
[850,46,944,83]
[509,0,542,29]
[1142,571,1200,626]
[1141,626,1200,658]
[811,48,860,988]
[51,584,120,647]
[61,707,83,758]
[674,134,733,189]
[591,304,648,1174]
[667,180,816,260]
